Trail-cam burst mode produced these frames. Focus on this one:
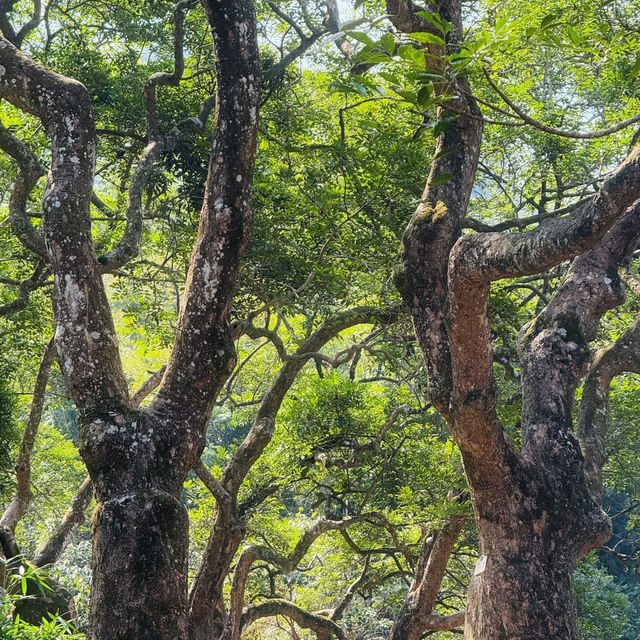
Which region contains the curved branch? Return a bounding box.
[392,0,484,418]
[144,0,194,139]
[14,0,41,47]
[328,557,369,622]
[188,309,398,630]
[484,70,640,140]
[0,35,130,418]
[224,517,366,640]
[194,460,231,506]
[0,336,55,531]
[463,194,594,232]
[221,307,399,494]
[33,474,93,567]
[100,0,197,271]
[447,154,640,487]
[130,365,167,408]
[451,146,640,286]
[0,261,47,317]
[242,599,346,640]
[0,120,47,257]
[149,0,261,431]
[579,315,640,499]
[390,515,466,640]
[97,137,169,272]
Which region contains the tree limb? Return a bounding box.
[0,35,130,419]
[0,336,55,531]
[484,70,640,140]
[224,517,366,640]
[0,119,47,257]
[242,599,347,640]
[390,515,466,640]
[33,474,93,567]
[149,0,261,432]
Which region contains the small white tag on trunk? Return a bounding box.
[474,554,488,576]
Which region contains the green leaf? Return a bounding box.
[348,31,375,47]
[378,71,400,84]
[356,52,390,65]
[416,11,452,34]
[566,25,582,46]
[411,31,446,46]
[629,56,640,81]
[432,117,455,137]
[540,13,557,28]
[352,82,368,96]
[397,44,419,61]
[393,88,418,103]
[381,33,395,55]
[495,15,508,32]
[417,85,433,106]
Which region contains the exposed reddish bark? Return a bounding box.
[389,0,640,637]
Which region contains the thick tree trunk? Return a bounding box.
[465,554,578,640]
[463,466,611,640]
[79,410,197,640]
[466,502,610,640]
[89,485,189,638]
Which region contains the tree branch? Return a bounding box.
[221,307,399,495]
[0,119,47,257]
[224,517,366,640]
[188,308,399,630]
[0,35,130,419]
[0,336,55,531]
[149,0,261,432]
[242,599,347,640]
[390,515,466,640]
[144,0,194,139]
[33,474,93,567]
[0,261,48,317]
[484,70,640,140]
[392,0,484,418]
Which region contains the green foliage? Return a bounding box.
[0,612,83,640]
[0,365,18,482]
[575,558,631,640]
[0,558,83,639]
[0,0,639,636]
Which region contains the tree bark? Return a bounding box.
[390,0,640,637]
[0,0,260,636]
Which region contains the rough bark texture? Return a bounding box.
[0,0,260,637]
[391,0,484,417]
[390,0,640,637]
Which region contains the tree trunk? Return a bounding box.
[89,486,189,639]
[465,554,578,640]
[463,459,612,640]
[80,409,196,640]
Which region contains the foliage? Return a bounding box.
[0,0,639,637]
[0,364,18,486]
[575,558,631,640]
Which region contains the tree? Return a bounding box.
[0,0,261,637]
[388,0,640,637]
[1,0,640,639]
